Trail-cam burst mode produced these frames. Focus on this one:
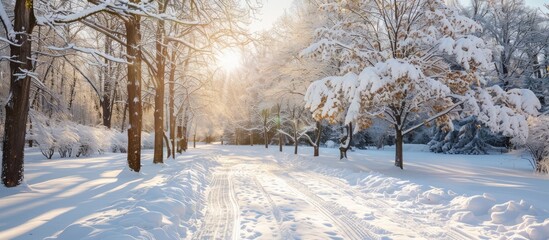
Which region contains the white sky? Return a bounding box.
[458,0,548,10]
[526,0,548,8]
[249,0,294,32]
[249,0,547,32]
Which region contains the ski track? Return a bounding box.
[193,152,479,240]
[274,171,381,240]
[192,169,239,240]
[232,164,282,239]
[295,171,479,239]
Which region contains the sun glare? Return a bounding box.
[217,49,242,71]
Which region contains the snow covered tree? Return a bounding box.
[428,116,506,154]
[303,0,540,169]
[524,115,549,173]
[477,0,549,90]
[0,0,252,186]
[253,0,332,156]
[428,0,549,154]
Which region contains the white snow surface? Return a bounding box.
[0,148,215,240]
[1,144,548,239]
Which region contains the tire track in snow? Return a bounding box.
[232,164,283,240]
[251,176,282,223]
[192,170,239,240]
[309,171,478,240]
[250,174,299,240]
[274,171,381,240]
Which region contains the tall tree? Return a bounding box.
[124,1,143,172]
[303,0,540,169]
[1,0,37,187]
[478,0,548,89]
[152,0,168,164]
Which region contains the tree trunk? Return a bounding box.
[101,98,112,128]
[101,55,113,128]
[339,122,352,160]
[262,110,269,149]
[235,128,239,145]
[182,114,188,151]
[394,126,404,169]
[182,125,187,151]
[294,120,298,155]
[124,12,143,172]
[313,121,322,157]
[152,71,164,163]
[68,68,77,111]
[168,52,176,159]
[279,134,283,152]
[153,14,166,164]
[264,127,268,148]
[28,119,33,147]
[48,65,55,118]
[162,132,170,158]
[277,105,282,152]
[59,61,65,100]
[532,53,542,79]
[176,126,183,153]
[2,0,36,187]
[120,101,128,131]
[501,52,510,90]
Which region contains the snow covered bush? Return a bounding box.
[75,125,103,157]
[53,124,80,158]
[27,111,156,158]
[33,122,56,159]
[28,113,56,159]
[303,0,540,169]
[524,115,549,173]
[111,131,128,153]
[141,132,155,149]
[429,116,506,155]
[324,140,336,148]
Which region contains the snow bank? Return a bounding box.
[45,158,215,240]
[279,152,549,239]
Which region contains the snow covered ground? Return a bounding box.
[0,148,215,240]
[1,144,548,239]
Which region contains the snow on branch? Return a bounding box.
[469,86,541,143]
[402,99,466,136]
[304,72,358,123]
[63,56,101,97]
[48,44,127,65]
[37,0,208,28]
[165,36,205,52]
[0,3,14,40]
[37,2,111,25]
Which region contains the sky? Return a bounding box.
[458,0,548,9]
[249,0,548,32]
[249,0,294,32]
[525,0,548,9]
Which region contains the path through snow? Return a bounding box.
[2,145,548,239]
[192,147,479,240]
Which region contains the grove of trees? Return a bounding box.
[1,0,548,187]
[0,0,254,187]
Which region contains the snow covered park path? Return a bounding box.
[192,146,487,240]
[1,144,548,240]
